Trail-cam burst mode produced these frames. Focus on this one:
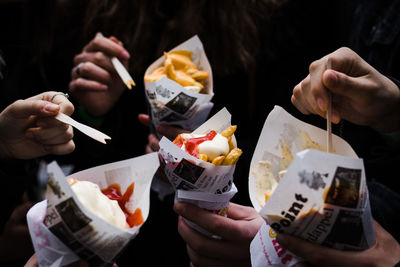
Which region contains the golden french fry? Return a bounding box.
[167,51,197,70]
[191,70,209,80]
[222,148,242,165]
[144,49,209,91]
[198,154,208,162]
[144,66,167,82]
[212,155,225,165]
[66,177,77,186]
[228,136,235,151]
[221,125,237,138]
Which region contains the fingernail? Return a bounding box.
[100,84,108,90]
[121,50,130,59]
[44,103,59,113]
[317,98,326,112]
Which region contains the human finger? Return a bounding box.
[83,33,130,60]
[323,69,367,98]
[292,81,312,115]
[138,114,150,127]
[7,99,60,119]
[276,233,356,267]
[309,58,330,115]
[71,61,113,85]
[186,245,223,267]
[299,74,321,115]
[31,91,74,116]
[174,202,250,242]
[327,47,370,77]
[69,78,108,92]
[178,217,249,261]
[44,140,75,155]
[148,134,160,152]
[73,53,114,77]
[24,254,38,267]
[226,203,261,221]
[145,144,153,154]
[26,124,74,145]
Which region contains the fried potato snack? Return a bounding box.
[144,50,209,92]
[173,125,242,165]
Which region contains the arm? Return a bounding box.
[291,47,400,133]
[0,91,75,159]
[174,202,264,267]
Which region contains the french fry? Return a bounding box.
[212,156,225,165]
[222,148,243,165]
[221,125,237,138]
[198,154,208,162]
[144,50,209,92]
[227,136,235,151]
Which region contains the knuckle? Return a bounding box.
[309,60,319,72]
[66,142,76,154]
[94,52,104,63]
[66,127,74,139]
[73,54,81,65]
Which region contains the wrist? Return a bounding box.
[372,77,400,133]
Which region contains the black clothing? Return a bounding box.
[342,0,400,242]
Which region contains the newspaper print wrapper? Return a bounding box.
[144,35,214,132]
[27,153,159,267]
[249,106,375,267]
[158,108,237,237]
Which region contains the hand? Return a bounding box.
[0,202,34,261]
[0,91,75,159]
[138,113,188,153]
[276,220,400,267]
[292,47,400,133]
[174,202,264,267]
[69,33,130,117]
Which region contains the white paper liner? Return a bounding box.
[158,108,239,236]
[249,106,376,267]
[27,200,80,267]
[28,153,159,266]
[250,222,302,267]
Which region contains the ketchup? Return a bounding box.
[173,130,217,157]
[101,183,144,227]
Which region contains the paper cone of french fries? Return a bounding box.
[249,106,375,267]
[27,153,159,267]
[144,35,214,132]
[158,108,240,236]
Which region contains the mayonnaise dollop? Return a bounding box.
[198,134,229,161]
[70,180,129,229]
[180,133,230,161]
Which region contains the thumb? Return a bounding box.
[9,99,60,118]
[323,69,364,99]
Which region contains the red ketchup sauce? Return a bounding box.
[101,183,144,227]
[173,130,217,157]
